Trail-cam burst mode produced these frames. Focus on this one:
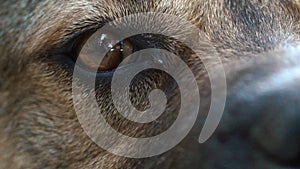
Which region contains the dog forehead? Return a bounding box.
[18,0,200,55]
[15,0,300,57]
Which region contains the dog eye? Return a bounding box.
[73,31,133,72]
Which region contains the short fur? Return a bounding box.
[0,0,300,169]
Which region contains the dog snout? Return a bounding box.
[223,56,300,166]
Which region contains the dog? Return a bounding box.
[0,0,300,168]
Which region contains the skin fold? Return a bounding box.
[0,0,300,168]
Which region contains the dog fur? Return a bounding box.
[0,0,300,168]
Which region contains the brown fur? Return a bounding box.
[0,0,300,169]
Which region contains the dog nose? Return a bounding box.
[225,64,300,165]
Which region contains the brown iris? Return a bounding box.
[75,31,133,72]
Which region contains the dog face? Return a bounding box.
[0,0,300,168]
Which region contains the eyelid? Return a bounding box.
[61,17,112,54]
[72,30,96,57]
[70,22,139,73]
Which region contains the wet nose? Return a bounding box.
[225,64,300,165]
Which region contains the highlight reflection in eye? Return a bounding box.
[74,31,133,72]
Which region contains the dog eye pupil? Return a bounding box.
[75,32,133,72]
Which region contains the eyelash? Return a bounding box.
[47,24,171,79]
